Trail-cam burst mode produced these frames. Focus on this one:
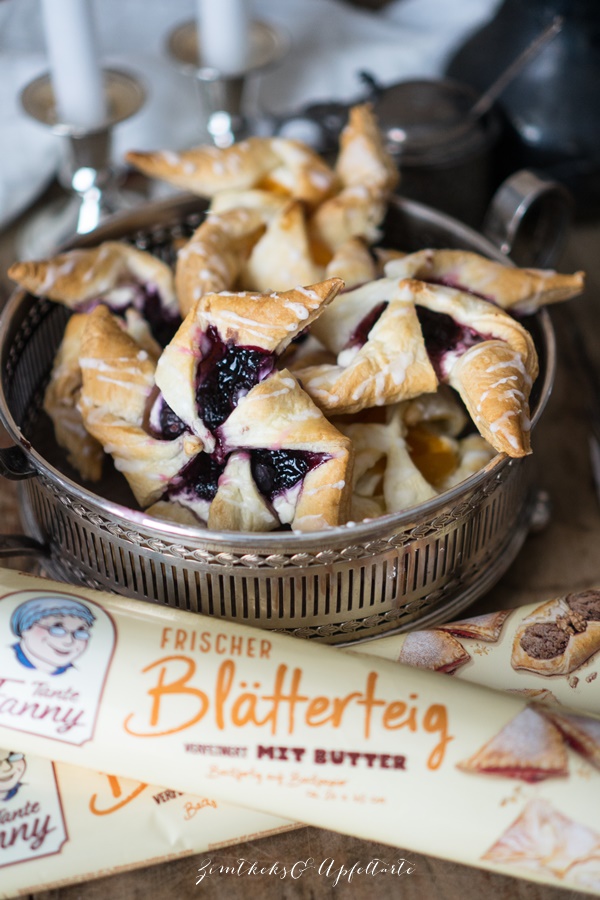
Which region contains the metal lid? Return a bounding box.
[372,78,498,166]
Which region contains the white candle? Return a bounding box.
[40,0,106,128]
[196,0,250,76]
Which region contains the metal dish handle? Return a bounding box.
[482,169,573,268]
[0,446,47,559]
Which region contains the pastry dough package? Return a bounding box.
[0,568,599,897]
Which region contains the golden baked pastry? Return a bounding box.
[154,279,344,454]
[385,249,585,313]
[296,278,438,416]
[126,136,337,206]
[406,278,538,457]
[457,706,569,781]
[482,799,600,886]
[436,610,512,642]
[512,591,600,676]
[9,242,180,348]
[78,306,202,507]
[43,313,104,482]
[310,104,399,251]
[540,708,600,771]
[242,200,323,292]
[175,208,266,316]
[337,405,437,517]
[397,629,471,674]
[215,369,353,531]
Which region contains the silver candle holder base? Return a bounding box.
[167,19,288,147]
[17,68,146,260]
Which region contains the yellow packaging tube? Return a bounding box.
[0,569,598,896]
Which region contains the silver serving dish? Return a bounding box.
[0,193,555,644]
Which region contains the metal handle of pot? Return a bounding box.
[482,169,574,268]
[0,445,48,559]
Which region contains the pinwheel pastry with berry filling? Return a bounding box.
[9,242,180,347]
[175,207,266,316]
[309,103,399,254]
[408,278,538,457]
[78,306,202,508]
[208,369,353,532]
[384,249,585,313]
[126,136,336,207]
[153,278,344,456]
[294,277,438,416]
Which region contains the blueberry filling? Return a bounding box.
[250,449,327,502]
[416,306,487,380]
[196,326,274,433]
[140,284,181,346]
[167,452,223,503]
[75,282,181,347]
[343,302,388,351]
[148,393,187,440]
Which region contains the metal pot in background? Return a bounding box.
[446,0,600,219]
[371,78,502,230]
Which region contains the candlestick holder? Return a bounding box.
[166,19,288,147]
[16,68,146,260]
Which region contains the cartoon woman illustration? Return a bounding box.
[0,750,26,802]
[10,596,95,675]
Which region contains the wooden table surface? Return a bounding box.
[0,206,598,899]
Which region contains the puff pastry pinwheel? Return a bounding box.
[408,279,538,457]
[9,242,180,347]
[126,136,337,207]
[154,278,344,454]
[78,306,202,508]
[213,369,353,532]
[295,277,438,416]
[384,249,585,313]
[310,103,399,252]
[175,208,266,316]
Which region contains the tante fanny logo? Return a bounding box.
[0,750,67,867]
[0,590,116,745]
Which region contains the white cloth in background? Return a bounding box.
[0,0,501,225]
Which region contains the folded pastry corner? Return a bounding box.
[175,208,266,316]
[407,278,538,457]
[78,305,201,508]
[297,278,438,415]
[9,242,180,347]
[125,139,280,196]
[155,278,344,449]
[337,405,437,516]
[126,136,336,206]
[385,248,585,313]
[397,629,471,674]
[215,368,353,531]
[482,798,600,884]
[242,200,324,292]
[457,706,569,782]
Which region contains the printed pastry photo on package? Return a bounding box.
[0,568,598,897]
